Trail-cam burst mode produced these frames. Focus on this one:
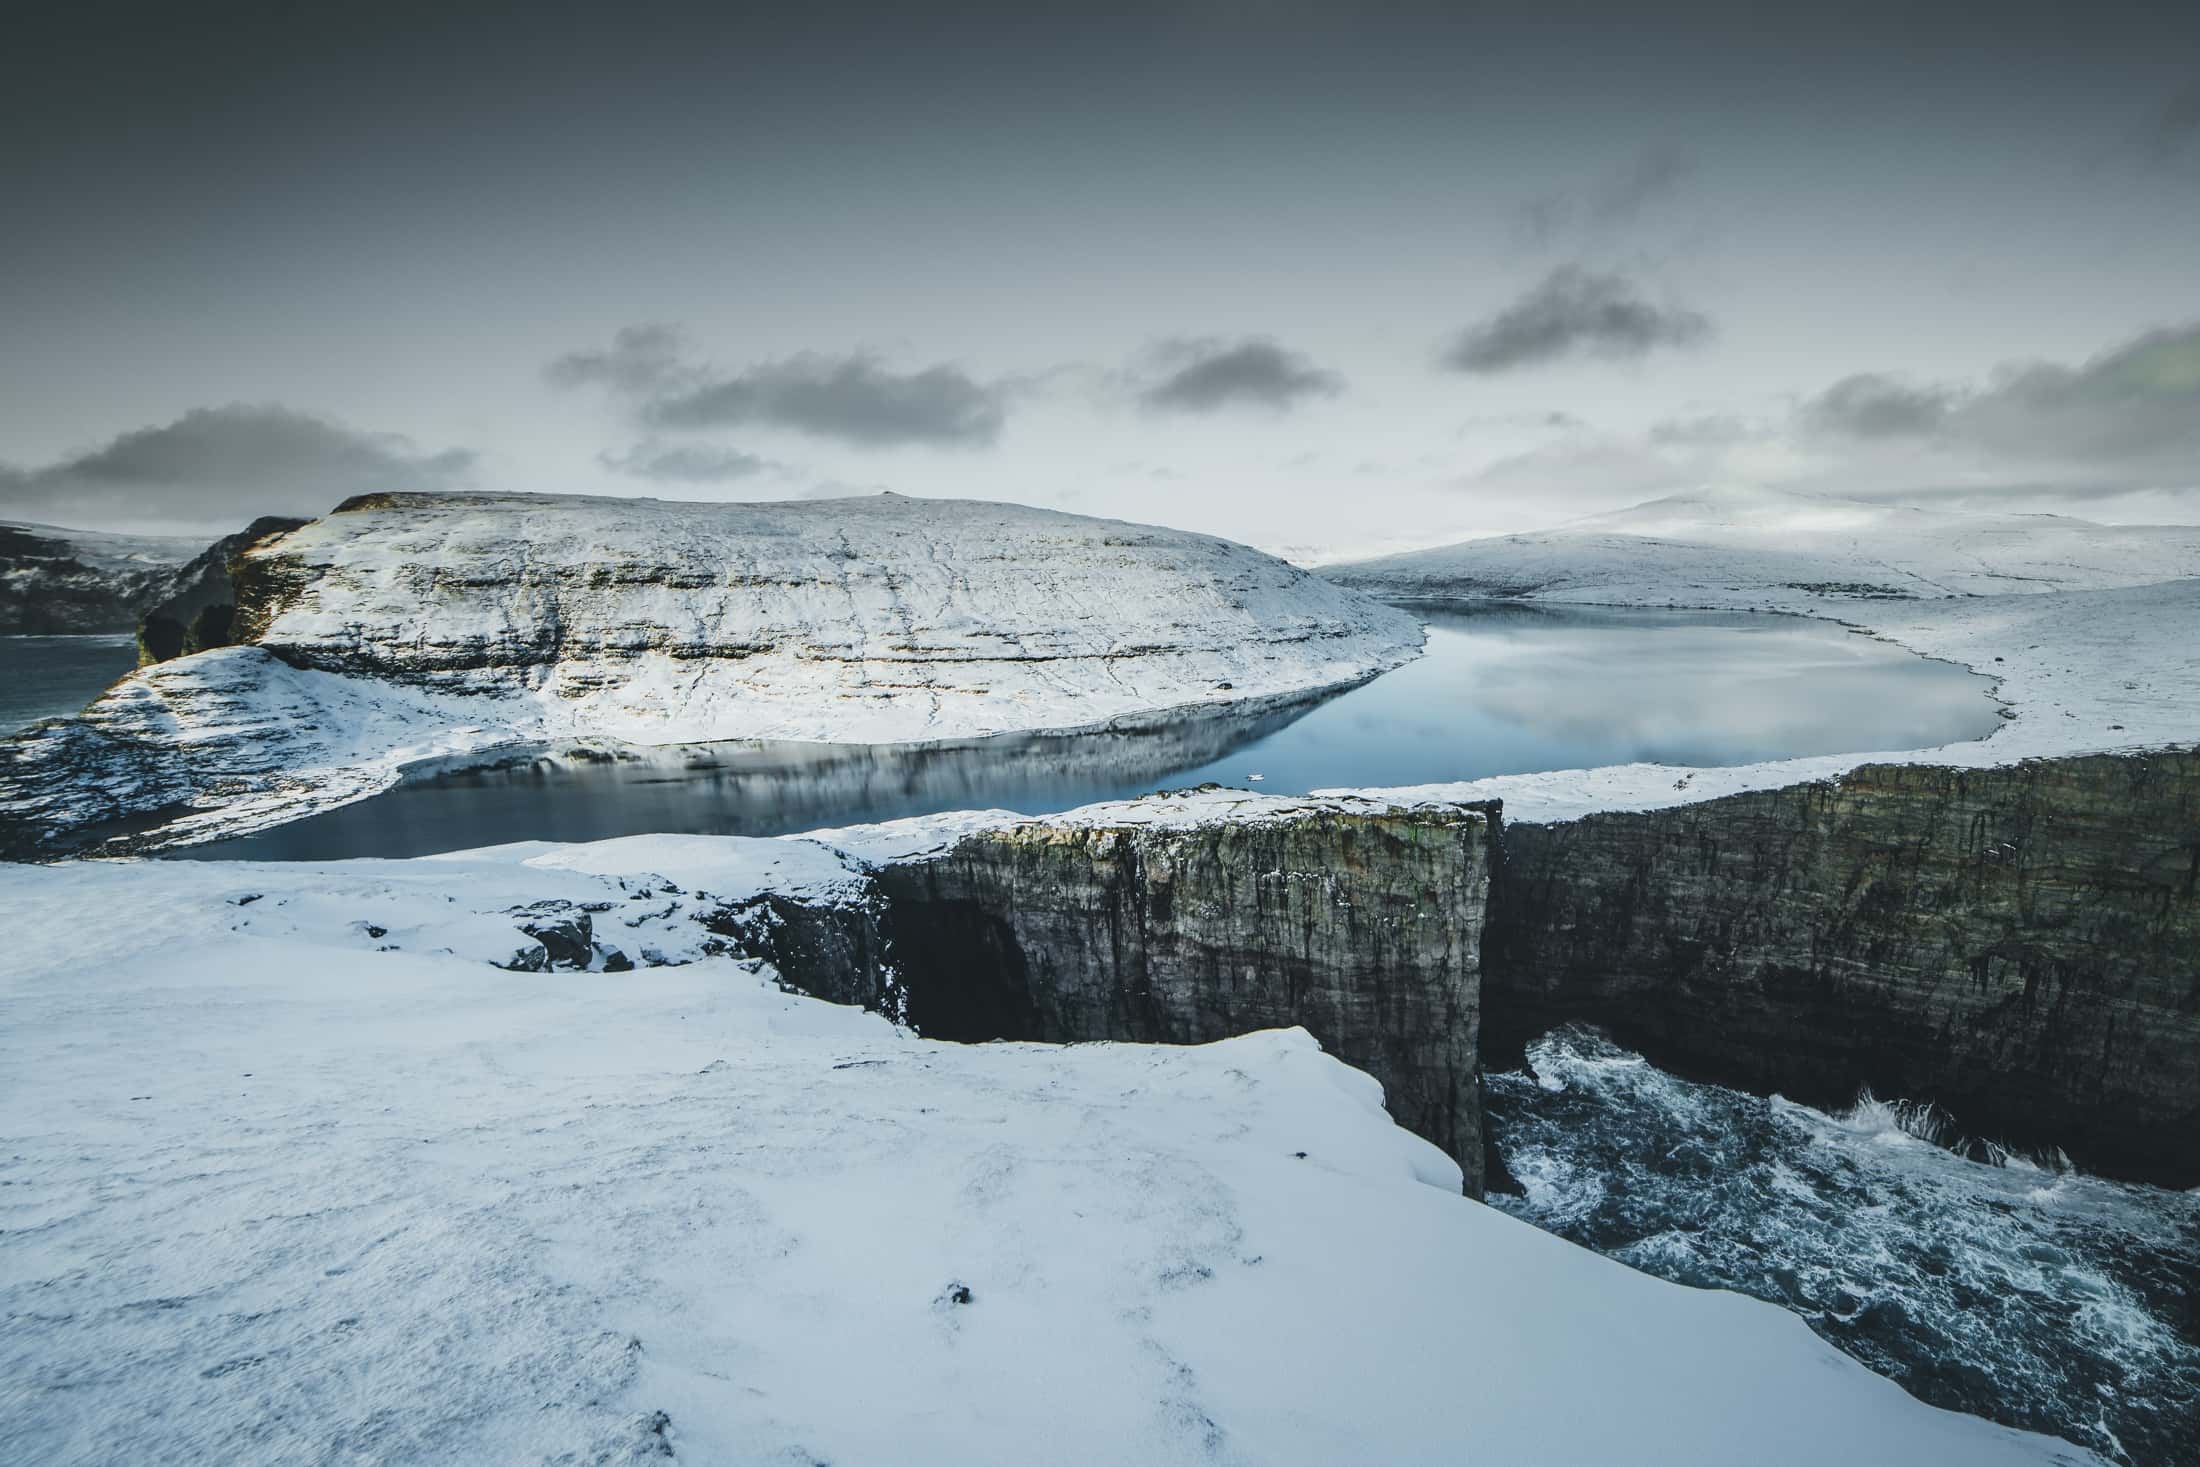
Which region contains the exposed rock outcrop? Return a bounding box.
[871,798,1500,1194]
[1486,750,2200,1185]
[134,515,309,665]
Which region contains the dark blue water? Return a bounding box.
[0,635,137,734]
[1488,1027,2200,1466]
[181,603,2002,860]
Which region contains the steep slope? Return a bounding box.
[1,491,1421,854]
[1326,485,2200,607]
[132,514,310,662]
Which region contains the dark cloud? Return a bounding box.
[650,356,1005,447]
[546,325,694,394]
[1516,147,1696,247]
[599,440,779,484]
[1802,375,1955,439]
[1806,325,2200,466]
[0,404,473,533]
[1444,267,1714,374]
[2141,80,2200,167]
[553,329,1007,449]
[1136,338,1344,414]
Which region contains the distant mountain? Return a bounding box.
[0,516,308,637]
[1324,486,2200,609]
[0,521,205,634]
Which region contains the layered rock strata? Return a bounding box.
[872,802,1500,1195]
[1486,750,2200,1185]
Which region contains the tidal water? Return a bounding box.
[1487,1027,2200,1465]
[0,635,136,734]
[181,603,2001,860]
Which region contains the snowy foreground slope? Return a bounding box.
[0,492,1420,853]
[0,844,2094,1466]
[1320,488,2200,822]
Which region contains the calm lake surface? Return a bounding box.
[173,603,2001,861]
[0,635,137,734]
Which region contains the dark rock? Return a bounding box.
[511,903,595,970]
[502,941,551,973]
[694,890,894,1010]
[137,614,187,665]
[136,516,308,664]
[875,803,1499,1195]
[1484,750,2200,1187]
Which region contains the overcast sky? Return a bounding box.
[4,0,2199,556]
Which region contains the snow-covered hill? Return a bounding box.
[238,491,1419,737]
[1310,486,2200,822]
[1326,485,2200,608]
[1,492,1420,854]
[0,841,2097,1466]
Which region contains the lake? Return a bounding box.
[159,603,1999,860]
[0,635,138,734]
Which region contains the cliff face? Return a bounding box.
[1486,751,2200,1185]
[135,516,309,664]
[874,803,1499,1195]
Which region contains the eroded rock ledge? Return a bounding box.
[792,752,2198,1191]
[873,804,1499,1195]
[1485,749,2200,1185]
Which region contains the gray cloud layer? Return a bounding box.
[1136,338,1344,414]
[599,440,780,484]
[1804,324,2200,466]
[0,404,473,533]
[553,328,1006,449]
[1444,267,1713,374]
[2143,80,2200,167]
[1517,147,1695,247]
[547,325,692,395]
[1455,321,2200,524]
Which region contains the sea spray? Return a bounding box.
[1486,1025,2200,1465]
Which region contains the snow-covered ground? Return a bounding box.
[1325,486,2200,607]
[1319,488,2200,822]
[0,845,2097,1465]
[1,493,1421,853]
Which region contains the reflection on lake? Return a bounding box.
[183,604,2001,861]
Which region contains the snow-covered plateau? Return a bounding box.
[1321,485,2200,821]
[0,841,2098,1466]
[0,492,1421,854]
